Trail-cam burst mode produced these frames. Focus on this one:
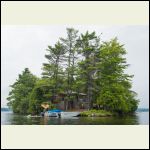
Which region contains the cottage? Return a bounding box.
[43,92,89,111]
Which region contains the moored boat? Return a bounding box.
[44,109,62,117]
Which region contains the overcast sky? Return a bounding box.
[1,25,149,108]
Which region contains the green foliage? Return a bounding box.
[96,38,139,114]
[80,109,113,117]
[42,41,65,79]
[42,41,65,102]
[60,28,79,105]
[28,78,54,114]
[76,31,101,108]
[7,29,139,115]
[7,68,37,114]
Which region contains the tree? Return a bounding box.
[42,41,66,101]
[28,78,55,114]
[96,38,139,114]
[7,68,37,114]
[76,31,101,109]
[60,28,79,110]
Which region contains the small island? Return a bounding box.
[7,28,139,117]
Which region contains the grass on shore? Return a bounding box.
[79,109,114,117]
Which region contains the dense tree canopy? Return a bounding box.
[7,68,37,114]
[7,28,139,115]
[96,38,138,113]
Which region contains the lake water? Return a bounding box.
[1,111,149,125]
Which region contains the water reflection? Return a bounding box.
[1,111,149,125]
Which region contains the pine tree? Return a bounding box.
[76,31,101,109]
[42,41,66,101]
[60,28,79,110]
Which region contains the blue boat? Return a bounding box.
[45,109,62,117]
[49,109,62,113]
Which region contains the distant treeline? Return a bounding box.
[1,107,11,111]
[136,108,149,112]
